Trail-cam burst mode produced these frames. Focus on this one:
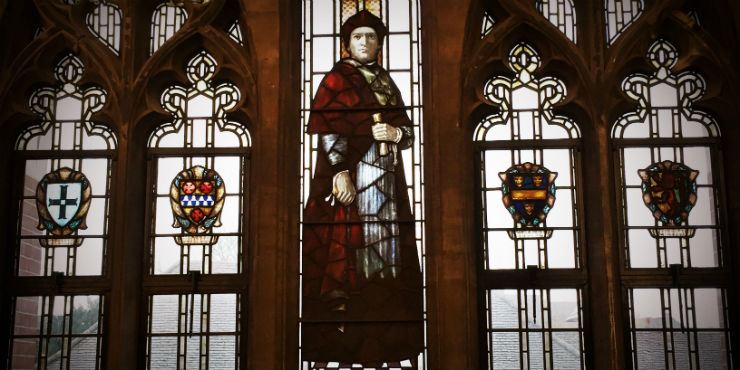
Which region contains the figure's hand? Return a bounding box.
[372,123,402,143]
[332,170,356,206]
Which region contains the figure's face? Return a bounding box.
[348,26,380,64]
[514,176,524,187]
[533,176,542,187]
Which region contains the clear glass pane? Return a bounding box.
[149,336,178,370]
[634,331,666,370]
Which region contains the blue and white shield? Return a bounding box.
[45,182,82,227]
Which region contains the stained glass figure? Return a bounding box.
[86,1,122,55]
[638,161,698,237]
[499,162,557,239]
[170,166,225,245]
[301,9,423,365]
[35,168,92,247]
[536,0,577,43]
[150,2,188,55]
[481,11,495,39]
[604,0,643,45]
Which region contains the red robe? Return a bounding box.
[302,59,423,363]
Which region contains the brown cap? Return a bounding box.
[340,10,387,47]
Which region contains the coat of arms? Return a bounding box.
[638,160,698,237]
[36,167,91,247]
[170,166,226,245]
[499,162,557,239]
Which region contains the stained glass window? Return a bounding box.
[145,50,249,369]
[150,2,188,55]
[10,295,104,370]
[604,0,643,45]
[300,0,425,368]
[481,11,495,39]
[146,294,240,370]
[474,42,585,369]
[536,0,577,43]
[228,21,243,46]
[612,39,721,268]
[626,288,731,369]
[612,39,731,369]
[9,52,115,369]
[86,1,122,55]
[686,10,701,27]
[485,289,584,370]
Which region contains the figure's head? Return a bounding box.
[341,10,387,63]
[348,26,379,63]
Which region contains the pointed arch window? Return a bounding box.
[474,43,586,370]
[86,1,123,55]
[611,39,731,370]
[150,2,188,55]
[9,52,115,370]
[536,0,577,43]
[144,50,249,369]
[604,0,643,45]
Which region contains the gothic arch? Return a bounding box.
[602,7,739,131]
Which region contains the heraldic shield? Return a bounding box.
[170,166,226,246]
[36,167,91,247]
[499,162,558,239]
[638,160,699,238]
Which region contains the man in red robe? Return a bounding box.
[302,10,424,365]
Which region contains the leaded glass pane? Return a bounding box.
[536,0,577,43]
[86,1,122,55]
[476,43,581,270]
[604,0,643,44]
[228,21,243,46]
[613,40,723,268]
[485,289,585,370]
[300,0,425,367]
[150,2,188,55]
[147,50,249,276]
[9,295,103,370]
[627,288,732,370]
[481,11,495,39]
[146,294,239,370]
[14,54,115,278]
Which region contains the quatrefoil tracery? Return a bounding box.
[613,39,719,139]
[475,43,579,141]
